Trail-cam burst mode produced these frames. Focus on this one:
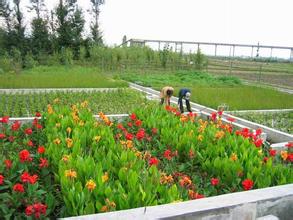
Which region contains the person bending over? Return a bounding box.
[160,86,174,106]
[178,88,192,113]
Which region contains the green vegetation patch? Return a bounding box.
[0,65,127,88]
[120,71,293,110]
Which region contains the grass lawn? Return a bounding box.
[0,65,127,88]
[120,71,293,110]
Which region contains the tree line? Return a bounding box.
[0,0,105,66]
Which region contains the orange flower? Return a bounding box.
[230,153,238,161]
[100,206,108,212]
[160,173,174,184]
[47,104,54,114]
[62,155,70,162]
[215,130,225,139]
[197,135,204,142]
[66,138,73,148]
[66,127,72,134]
[53,138,61,145]
[81,101,89,108]
[65,169,77,179]
[281,151,288,161]
[85,179,96,191]
[189,149,195,158]
[179,176,192,187]
[102,172,109,183]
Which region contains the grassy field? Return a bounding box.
[0,89,149,117]
[0,65,127,88]
[120,71,293,110]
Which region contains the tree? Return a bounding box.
[28,0,50,56]
[0,0,13,32]
[71,6,85,59]
[90,0,105,45]
[56,0,76,49]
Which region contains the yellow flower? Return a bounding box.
[281,151,288,161]
[79,120,85,126]
[230,153,238,161]
[47,104,54,114]
[93,136,101,142]
[81,101,89,108]
[85,179,96,191]
[65,169,77,179]
[62,155,70,162]
[55,123,61,128]
[53,98,60,104]
[58,114,64,119]
[188,130,194,137]
[135,151,142,158]
[66,138,73,148]
[102,172,109,183]
[197,135,204,142]
[53,138,61,145]
[66,127,72,134]
[215,130,225,139]
[258,149,263,156]
[106,198,116,208]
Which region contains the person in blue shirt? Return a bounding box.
[178,88,192,113]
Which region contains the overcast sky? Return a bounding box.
[21,0,293,57]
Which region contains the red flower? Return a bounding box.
[117,123,125,130]
[25,203,47,218]
[189,149,195,158]
[25,205,34,217]
[269,149,276,157]
[37,146,45,154]
[194,193,205,199]
[175,111,181,116]
[163,150,172,160]
[130,113,137,121]
[263,157,269,163]
[13,183,25,192]
[0,116,9,123]
[39,158,49,168]
[152,128,158,134]
[35,112,41,117]
[211,112,217,121]
[25,128,33,135]
[255,128,262,136]
[4,159,12,169]
[127,122,133,127]
[287,153,293,162]
[0,175,4,185]
[19,150,32,163]
[218,111,223,116]
[135,120,142,127]
[21,172,31,183]
[125,133,134,140]
[36,124,43,129]
[254,139,263,148]
[8,136,15,142]
[29,175,38,184]
[227,117,236,123]
[149,157,159,166]
[11,121,21,131]
[27,140,34,147]
[242,179,254,191]
[285,142,293,148]
[0,133,6,139]
[211,178,219,186]
[136,129,145,141]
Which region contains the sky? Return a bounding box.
[20,0,293,58]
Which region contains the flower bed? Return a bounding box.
[0,114,59,219]
[1,103,292,218]
[0,89,147,117]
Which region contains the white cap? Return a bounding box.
[185,92,191,100]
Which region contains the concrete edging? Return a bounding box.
[63,184,293,220]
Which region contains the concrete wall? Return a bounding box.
[63,184,293,220]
